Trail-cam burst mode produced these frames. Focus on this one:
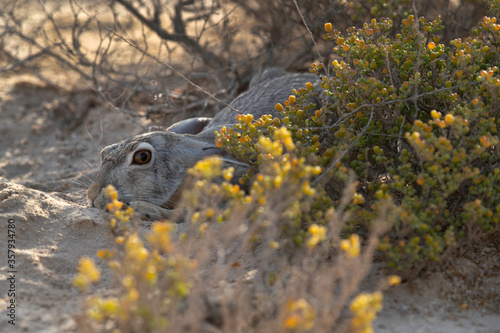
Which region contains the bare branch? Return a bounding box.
[115,0,224,68]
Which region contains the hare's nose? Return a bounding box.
[86,181,101,208]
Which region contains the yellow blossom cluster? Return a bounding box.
[148,222,175,253]
[104,185,134,226]
[258,136,283,158]
[73,257,101,291]
[349,291,383,333]
[86,297,122,321]
[190,156,223,179]
[387,275,402,286]
[283,298,316,330]
[274,126,296,151]
[75,184,199,327]
[352,193,365,205]
[340,234,361,257]
[306,224,327,248]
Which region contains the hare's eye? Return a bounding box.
[132,149,152,165]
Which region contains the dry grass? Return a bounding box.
[74,173,399,332]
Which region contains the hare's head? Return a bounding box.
[87,69,322,214]
[86,129,225,210]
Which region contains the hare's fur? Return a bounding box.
[87,69,321,220]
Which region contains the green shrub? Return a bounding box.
[218,10,500,270]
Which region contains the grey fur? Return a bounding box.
[87,69,321,220]
[166,117,213,134]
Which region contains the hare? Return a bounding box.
[87,68,321,220]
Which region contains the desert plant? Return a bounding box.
[217,8,500,271]
[75,152,400,332]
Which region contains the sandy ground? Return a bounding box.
[0,78,499,333]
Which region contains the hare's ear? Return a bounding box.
[249,67,287,88]
[166,117,213,134]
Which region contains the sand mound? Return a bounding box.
[0,179,112,332]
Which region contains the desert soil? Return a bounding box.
[0,76,499,333]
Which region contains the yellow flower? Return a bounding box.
[125,233,149,261]
[104,185,118,201]
[148,222,175,253]
[113,207,132,223]
[96,249,114,260]
[191,156,223,179]
[79,257,100,282]
[73,257,101,291]
[284,315,300,329]
[199,223,208,234]
[107,199,123,212]
[445,114,455,124]
[430,110,441,119]
[258,136,283,158]
[306,224,327,248]
[340,234,361,257]
[302,181,316,196]
[417,177,424,186]
[349,292,383,333]
[479,135,491,148]
[87,297,122,321]
[353,193,365,205]
[108,260,121,271]
[245,114,254,124]
[122,276,134,288]
[309,224,327,239]
[192,212,200,223]
[223,167,234,181]
[274,175,283,189]
[128,289,139,301]
[269,241,279,249]
[274,126,295,151]
[324,22,333,32]
[388,275,402,286]
[284,298,316,330]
